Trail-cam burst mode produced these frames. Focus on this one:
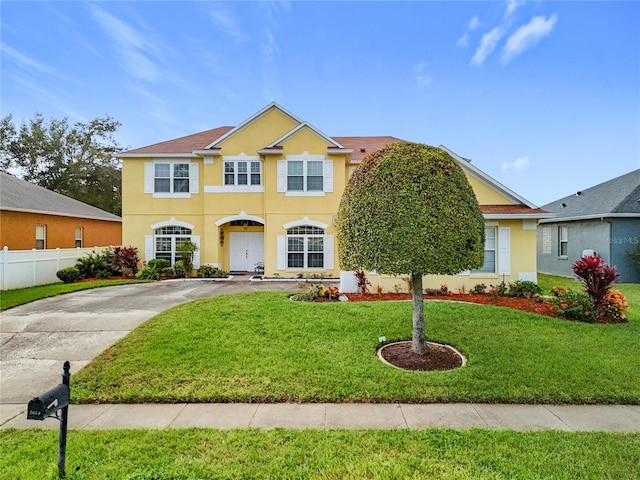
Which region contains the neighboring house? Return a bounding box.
[0,171,122,250]
[119,102,550,291]
[537,169,640,283]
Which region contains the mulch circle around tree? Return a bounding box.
[378,341,466,372]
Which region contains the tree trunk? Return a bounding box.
[411,273,429,355]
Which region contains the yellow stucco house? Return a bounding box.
[119,103,549,292]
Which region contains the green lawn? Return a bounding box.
[0,280,148,311]
[72,286,640,404]
[1,429,638,480]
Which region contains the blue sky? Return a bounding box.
[2,1,639,207]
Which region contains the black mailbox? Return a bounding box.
[27,384,70,420]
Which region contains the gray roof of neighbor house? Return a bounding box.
[0,171,121,222]
[540,169,640,222]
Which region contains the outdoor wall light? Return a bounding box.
[219,230,224,246]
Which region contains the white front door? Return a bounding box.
[229,232,264,272]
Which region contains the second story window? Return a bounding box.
[155,163,189,193]
[144,160,198,198]
[277,154,333,196]
[224,161,261,186]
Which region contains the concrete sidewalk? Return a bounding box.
[2,403,639,432]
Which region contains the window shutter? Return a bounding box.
[144,163,154,193]
[277,235,286,270]
[189,163,199,194]
[323,160,333,192]
[277,160,287,192]
[144,235,154,262]
[324,235,334,269]
[191,235,201,268]
[498,227,510,275]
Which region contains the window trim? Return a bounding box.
[558,225,568,258]
[472,226,497,274]
[75,227,83,248]
[144,159,198,198]
[277,155,333,197]
[219,156,263,192]
[286,225,326,269]
[35,224,46,250]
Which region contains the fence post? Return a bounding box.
[32,248,37,287]
[1,246,7,291]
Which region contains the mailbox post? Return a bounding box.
[27,361,71,478]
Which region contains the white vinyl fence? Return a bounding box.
[0,246,112,290]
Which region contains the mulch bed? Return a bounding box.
[346,292,560,318]
[379,341,464,372]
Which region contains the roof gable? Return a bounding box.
[122,126,232,156]
[268,122,344,150]
[0,172,121,222]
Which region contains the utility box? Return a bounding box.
[27,384,70,421]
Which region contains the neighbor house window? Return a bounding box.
[472,227,496,273]
[558,226,568,257]
[224,160,261,186]
[154,163,190,193]
[75,227,83,248]
[154,226,193,265]
[35,224,46,250]
[286,226,324,269]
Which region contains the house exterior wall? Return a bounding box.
[0,210,121,250]
[121,105,542,287]
[537,219,611,278]
[611,218,640,283]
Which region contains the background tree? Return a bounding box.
[337,142,485,355]
[0,114,123,215]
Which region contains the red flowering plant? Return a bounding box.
[572,255,627,321]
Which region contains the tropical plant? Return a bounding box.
[337,142,485,355]
[507,280,542,298]
[354,270,371,294]
[471,283,487,294]
[176,240,198,277]
[75,251,111,279]
[600,289,629,321]
[572,255,620,310]
[108,246,140,275]
[136,259,170,280]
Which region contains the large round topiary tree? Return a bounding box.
[337,142,485,355]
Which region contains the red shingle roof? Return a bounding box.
[125,126,233,154]
[481,204,547,215]
[333,136,405,161]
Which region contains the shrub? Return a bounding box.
[176,240,198,276]
[56,267,80,284]
[76,251,111,279]
[354,270,371,294]
[197,265,228,278]
[471,283,487,294]
[507,280,542,298]
[173,260,187,278]
[600,289,629,321]
[572,255,619,309]
[322,286,340,299]
[291,284,325,302]
[161,267,178,279]
[438,284,450,296]
[108,246,140,275]
[136,259,171,280]
[550,286,569,297]
[552,290,597,322]
[489,282,508,297]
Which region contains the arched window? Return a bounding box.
[286,225,325,269]
[154,225,193,265]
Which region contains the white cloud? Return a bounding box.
[413,62,433,88]
[502,156,529,172]
[1,42,63,78]
[502,14,558,64]
[204,2,249,41]
[457,15,480,48]
[472,27,504,66]
[505,0,526,20]
[89,5,161,82]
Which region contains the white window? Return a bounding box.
[75,227,83,248]
[473,227,497,273]
[277,155,333,196]
[35,224,46,250]
[154,226,193,265]
[286,226,325,269]
[224,160,261,186]
[558,226,568,257]
[144,160,199,197]
[154,163,189,193]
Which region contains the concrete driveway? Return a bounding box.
[0,279,297,406]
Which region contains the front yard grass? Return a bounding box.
[72,290,640,404]
[0,279,148,311]
[2,428,638,480]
